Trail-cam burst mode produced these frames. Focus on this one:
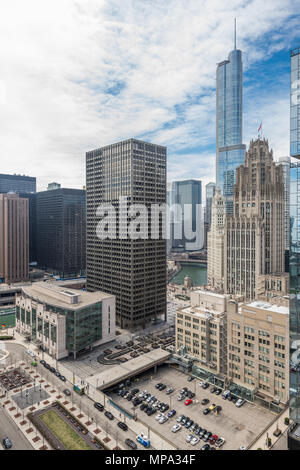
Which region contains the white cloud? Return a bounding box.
[0,0,298,190]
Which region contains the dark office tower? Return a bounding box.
[0,194,29,283]
[289,46,300,450]
[216,21,246,214]
[205,182,216,227]
[0,173,36,194]
[171,179,203,252]
[36,188,86,278]
[86,139,167,330]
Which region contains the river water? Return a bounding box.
[171,262,207,286]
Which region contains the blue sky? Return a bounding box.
[0,0,299,192]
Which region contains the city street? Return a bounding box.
[0,407,33,450]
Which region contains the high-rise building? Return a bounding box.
[224,138,285,301]
[288,46,300,450]
[36,188,86,278]
[0,173,36,194]
[277,157,291,274]
[207,187,226,291]
[171,179,203,251]
[205,182,216,227]
[0,193,29,283]
[216,23,246,214]
[86,139,167,330]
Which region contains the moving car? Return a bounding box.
[118,422,128,431]
[104,411,114,420]
[2,438,12,449]
[125,439,137,450]
[94,402,104,412]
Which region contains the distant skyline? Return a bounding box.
[0,0,299,192]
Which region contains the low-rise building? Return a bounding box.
[175,290,229,376]
[16,282,115,359]
[227,300,289,405]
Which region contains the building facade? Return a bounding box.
[171,179,203,252]
[224,138,285,301]
[0,194,29,284]
[175,290,229,377]
[216,40,246,214]
[205,182,216,227]
[227,301,289,405]
[86,139,167,330]
[207,187,226,291]
[16,282,115,359]
[0,173,36,194]
[36,188,86,278]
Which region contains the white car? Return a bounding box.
[186,434,194,443]
[172,424,181,433]
[236,398,245,408]
[177,395,184,401]
[159,416,168,424]
[155,413,163,421]
[215,437,225,448]
[190,437,200,446]
[176,415,184,422]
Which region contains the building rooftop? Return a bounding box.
[20,282,113,310]
[179,306,225,319]
[246,301,289,315]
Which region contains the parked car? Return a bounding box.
[125,439,137,450]
[210,386,216,393]
[94,402,104,412]
[59,375,66,382]
[176,414,184,423]
[198,429,206,438]
[118,422,128,431]
[40,360,46,366]
[236,398,245,408]
[215,389,222,395]
[63,389,71,396]
[215,437,225,448]
[209,434,218,445]
[203,408,210,415]
[191,436,200,446]
[222,390,231,399]
[172,423,182,433]
[215,405,222,413]
[166,388,174,395]
[184,399,193,406]
[185,419,194,429]
[203,431,212,442]
[105,411,114,420]
[201,398,210,405]
[155,413,163,421]
[2,438,12,449]
[201,444,210,450]
[177,395,184,401]
[208,404,216,412]
[202,382,209,389]
[187,376,195,382]
[186,434,194,443]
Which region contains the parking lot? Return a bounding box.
[107,365,275,450]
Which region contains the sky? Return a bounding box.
[0,0,299,193]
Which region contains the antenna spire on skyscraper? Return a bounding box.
[234,18,237,50]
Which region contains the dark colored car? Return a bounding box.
[155,383,162,389]
[195,427,203,436]
[2,438,12,449]
[187,376,194,382]
[203,432,212,442]
[55,371,61,377]
[63,389,71,396]
[94,402,104,412]
[59,375,66,382]
[185,419,194,428]
[201,398,210,406]
[159,384,166,391]
[45,363,50,370]
[187,391,195,398]
[215,389,222,395]
[215,405,222,413]
[125,439,137,450]
[210,386,216,393]
[126,394,133,401]
[105,411,114,420]
[201,444,210,450]
[140,403,147,411]
[203,408,210,415]
[199,429,206,438]
[40,360,46,366]
[202,383,209,389]
[118,422,128,431]
[49,367,56,374]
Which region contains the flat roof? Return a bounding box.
[246,301,289,315]
[86,349,171,390]
[21,282,113,310]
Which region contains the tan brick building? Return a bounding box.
[207,187,226,292]
[227,300,289,404]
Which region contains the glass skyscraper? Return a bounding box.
[289,47,300,450]
[216,39,246,214]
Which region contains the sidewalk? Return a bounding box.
[0,360,124,450]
